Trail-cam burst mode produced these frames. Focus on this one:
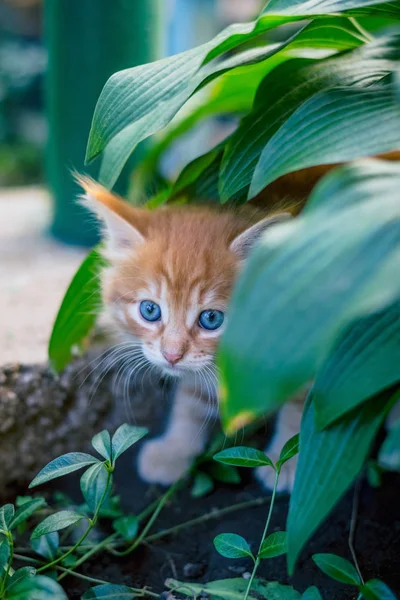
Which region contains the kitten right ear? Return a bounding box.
[76,175,147,260]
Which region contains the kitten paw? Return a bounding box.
[255,454,298,494]
[137,439,192,486]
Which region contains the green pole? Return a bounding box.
[45,0,163,246]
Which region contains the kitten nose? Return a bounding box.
[162,350,183,365]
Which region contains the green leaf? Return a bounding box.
[264,0,395,16]
[301,588,323,600]
[0,504,15,532]
[5,567,36,593]
[313,301,400,429]
[360,579,398,600]
[48,249,105,373]
[30,532,59,561]
[10,498,46,530]
[220,32,400,201]
[259,531,287,559]
[31,510,85,540]
[219,160,400,430]
[166,577,301,600]
[192,472,214,498]
[208,463,241,484]
[213,533,253,559]
[111,424,148,463]
[112,515,139,541]
[6,574,67,600]
[313,553,361,585]
[0,537,10,573]
[287,388,398,573]
[80,462,111,513]
[92,430,112,462]
[378,420,400,471]
[82,584,138,599]
[214,446,274,469]
[29,453,99,488]
[277,434,300,468]
[249,80,400,199]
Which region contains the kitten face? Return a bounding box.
[78,176,289,377]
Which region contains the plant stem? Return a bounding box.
[0,533,14,596]
[244,469,279,600]
[56,532,117,582]
[349,476,364,585]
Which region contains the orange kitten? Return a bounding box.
[78,176,297,489]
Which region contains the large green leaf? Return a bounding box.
[287,388,399,573]
[111,424,148,463]
[214,446,274,468]
[31,510,85,540]
[29,453,99,488]
[48,249,105,373]
[220,32,400,201]
[30,532,59,561]
[313,301,400,429]
[10,498,46,530]
[219,160,400,430]
[0,505,14,532]
[6,574,67,600]
[166,578,300,600]
[360,579,398,600]
[312,553,361,585]
[213,533,254,559]
[249,80,400,198]
[80,462,110,513]
[263,0,396,16]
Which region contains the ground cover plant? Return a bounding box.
[10,0,400,597]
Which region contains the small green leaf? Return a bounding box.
[31,511,85,540]
[259,531,287,559]
[0,504,15,531]
[80,462,111,513]
[29,453,99,488]
[277,435,300,468]
[208,463,241,484]
[378,421,400,471]
[213,533,253,560]
[367,461,383,488]
[5,567,36,592]
[0,537,10,573]
[82,583,138,599]
[192,473,214,498]
[313,553,361,585]
[92,430,112,461]
[360,579,397,600]
[113,516,139,541]
[30,532,59,560]
[10,498,46,530]
[301,588,323,600]
[111,425,148,462]
[214,446,274,469]
[6,574,67,599]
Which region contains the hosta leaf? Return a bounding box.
[166,577,300,600]
[31,532,59,561]
[313,301,400,429]
[378,420,400,471]
[29,453,99,488]
[48,249,105,373]
[259,531,288,559]
[249,81,400,198]
[192,472,214,498]
[220,32,400,201]
[10,498,46,530]
[312,553,361,585]
[277,434,300,468]
[92,430,112,461]
[31,511,85,540]
[5,567,36,593]
[214,446,274,468]
[301,588,323,600]
[113,515,139,541]
[111,424,147,462]
[287,388,398,573]
[219,160,400,430]
[6,574,67,600]
[0,505,15,532]
[82,584,138,599]
[213,533,253,559]
[360,579,398,600]
[80,462,111,513]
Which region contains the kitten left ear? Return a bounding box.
[230,213,291,259]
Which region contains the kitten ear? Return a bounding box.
[230,213,292,259]
[76,174,147,259]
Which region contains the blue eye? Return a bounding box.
[140,300,161,322]
[199,310,224,331]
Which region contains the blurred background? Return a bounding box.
[0,0,262,364]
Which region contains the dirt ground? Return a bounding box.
[0,186,85,364]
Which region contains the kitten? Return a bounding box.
[77,175,301,492]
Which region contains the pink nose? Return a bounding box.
[162,350,183,365]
